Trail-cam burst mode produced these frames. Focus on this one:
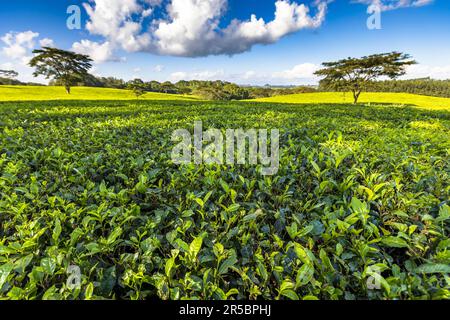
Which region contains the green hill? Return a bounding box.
[0,86,200,101]
[252,92,450,110]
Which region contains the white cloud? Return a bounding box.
[354,0,433,11]
[403,64,450,80]
[0,62,14,70]
[167,64,323,85]
[153,64,164,72]
[71,40,124,63]
[83,0,152,52]
[39,38,55,48]
[170,69,225,81]
[242,71,257,80]
[272,63,319,80]
[169,72,188,81]
[1,31,39,62]
[78,0,328,57]
[167,62,450,86]
[0,30,55,83]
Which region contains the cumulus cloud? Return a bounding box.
[170,69,226,81]
[83,0,152,53]
[1,30,55,75]
[39,38,55,48]
[354,0,433,11]
[0,62,14,70]
[167,64,323,85]
[71,40,124,63]
[1,31,39,63]
[1,31,56,64]
[154,65,164,72]
[0,30,56,83]
[272,63,319,80]
[78,0,328,58]
[403,64,450,80]
[242,71,257,80]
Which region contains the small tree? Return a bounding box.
[127,79,147,98]
[149,80,161,92]
[314,52,416,104]
[29,47,92,94]
[160,81,177,94]
[0,70,19,79]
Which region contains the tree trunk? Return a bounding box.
[65,85,71,94]
[352,90,361,104]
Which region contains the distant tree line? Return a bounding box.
[0,77,45,86]
[0,69,43,86]
[245,86,317,99]
[362,78,450,98]
[49,75,128,90]
[317,77,450,99]
[49,74,317,100]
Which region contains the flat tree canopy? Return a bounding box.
[29,47,92,94]
[314,52,416,104]
[0,70,19,79]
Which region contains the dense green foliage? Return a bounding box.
[247,86,317,99]
[362,78,450,98]
[318,78,450,99]
[0,78,45,86]
[49,76,128,90]
[127,79,147,98]
[48,76,317,100]
[0,99,449,300]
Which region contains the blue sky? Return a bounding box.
[1,0,449,85]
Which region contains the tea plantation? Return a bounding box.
[0,86,200,102]
[0,97,449,300]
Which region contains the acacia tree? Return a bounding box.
[0,70,19,79]
[29,47,92,94]
[314,52,416,104]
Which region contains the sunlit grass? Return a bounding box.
[252,92,450,110]
[0,85,200,101]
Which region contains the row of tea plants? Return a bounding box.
[0,100,449,299]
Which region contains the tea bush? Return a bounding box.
[0,100,449,300]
